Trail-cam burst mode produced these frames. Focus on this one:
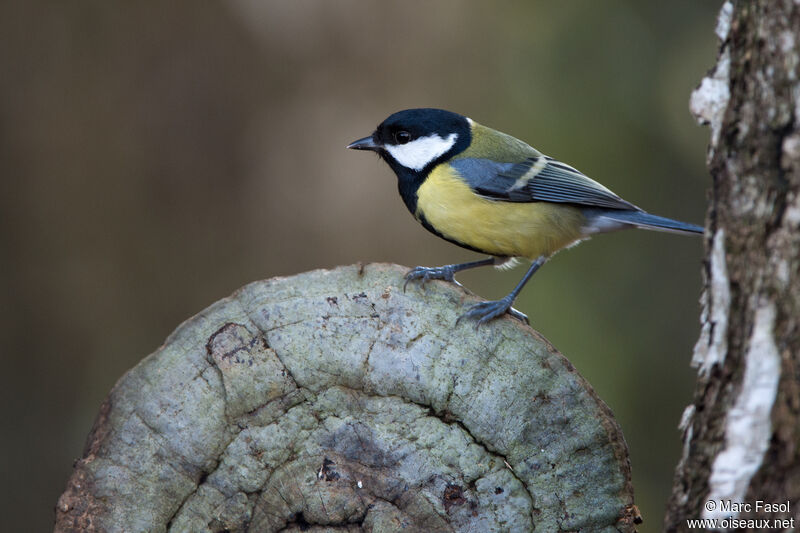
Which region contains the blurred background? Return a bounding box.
[1,1,717,531]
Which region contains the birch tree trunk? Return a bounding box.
[666,1,800,529]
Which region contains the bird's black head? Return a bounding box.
[348,108,471,174]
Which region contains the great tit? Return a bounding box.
[348,108,703,326]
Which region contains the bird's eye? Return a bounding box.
[394,131,411,145]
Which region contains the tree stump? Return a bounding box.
[55,264,638,532]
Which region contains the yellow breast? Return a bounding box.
[415,164,586,259]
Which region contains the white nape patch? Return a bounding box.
[692,231,730,375]
[703,302,780,521]
[384,133,457,171]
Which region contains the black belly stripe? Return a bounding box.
[390,159,498,256]
[416,211,492,255]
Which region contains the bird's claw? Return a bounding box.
[506,306,529,324]
[456,297,529,329]
[403,265,456,292]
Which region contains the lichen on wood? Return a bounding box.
[667,0,800,529]
[55,264,637,532]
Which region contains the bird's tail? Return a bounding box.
[584,209,704,235]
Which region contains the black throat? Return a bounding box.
[371,108,472,216]
[386,160,427,214]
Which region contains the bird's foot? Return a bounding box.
[404,265,457,292]
[457,296,529,328]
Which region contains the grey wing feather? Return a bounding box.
[451,156,639,210]
[448,158,519,196]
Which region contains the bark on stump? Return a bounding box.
[55,264,637,532]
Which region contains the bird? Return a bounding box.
[347,108,703,326]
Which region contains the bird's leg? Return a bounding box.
[404,257,500,292]
[457,255,547,328]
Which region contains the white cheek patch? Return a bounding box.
[385,133,458,171]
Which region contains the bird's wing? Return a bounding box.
[450,155,639,210]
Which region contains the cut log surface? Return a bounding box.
[54,264,637,533]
